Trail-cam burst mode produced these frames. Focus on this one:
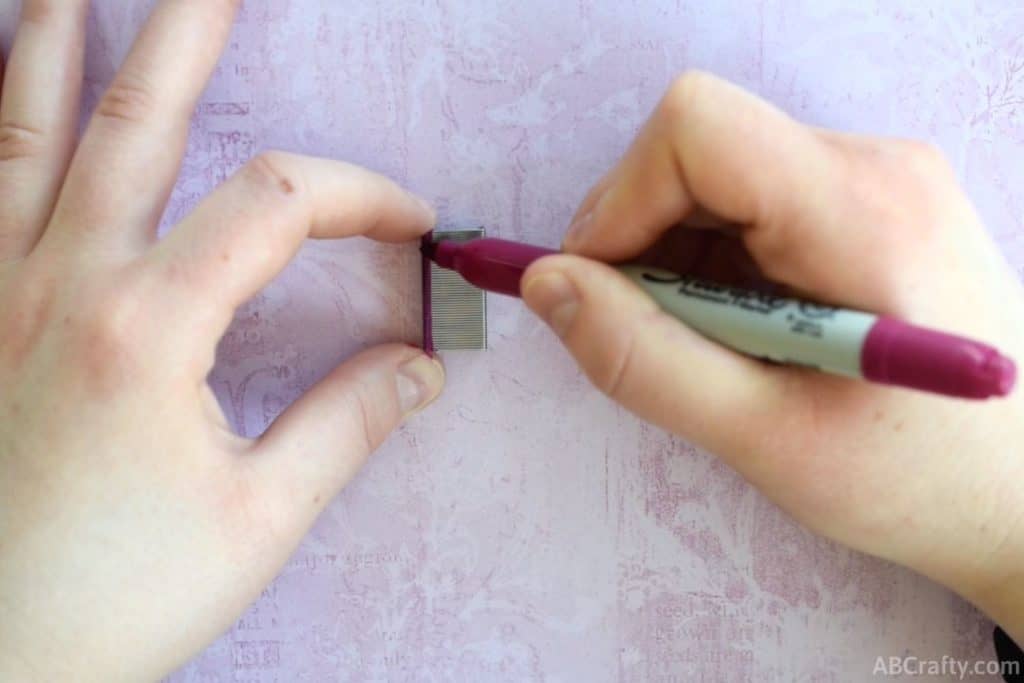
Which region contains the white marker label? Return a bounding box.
[620,265,876,377]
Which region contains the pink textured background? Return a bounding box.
[3,1,1023,681]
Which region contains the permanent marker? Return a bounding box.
[421,237,1017,399]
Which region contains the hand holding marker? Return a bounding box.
[422,237,1016,399]
[2,0,1024,676]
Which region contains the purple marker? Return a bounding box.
[423,237,1016,400]
[618,265,1015,400]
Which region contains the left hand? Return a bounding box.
[0,2,443,681]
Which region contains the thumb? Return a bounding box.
[252,344,444,530]
[522,254,793,457]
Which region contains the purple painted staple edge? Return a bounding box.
[421,231,434,354]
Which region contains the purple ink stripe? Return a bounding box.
[421,231,434,354]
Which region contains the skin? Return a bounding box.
[0,2,444,680]
[522,72,1024,644]
[0,2,1020,681]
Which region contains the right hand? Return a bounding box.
[521,72,1024,639]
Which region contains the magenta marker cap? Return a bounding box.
[861,317,1016,399]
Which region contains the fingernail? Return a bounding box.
[522,272,580,338]
[563,211,593,251]
[396,355,445,416]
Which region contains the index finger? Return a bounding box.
[562,72,919,312]
[148,152,435,317]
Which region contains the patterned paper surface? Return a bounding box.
[3,2,1022,681]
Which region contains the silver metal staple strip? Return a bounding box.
[430,228,487,350]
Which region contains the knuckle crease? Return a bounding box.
[604,323,639,401]
[95,78,157,125]
[0,121,47,162]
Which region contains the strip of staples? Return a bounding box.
[430,228,487,350]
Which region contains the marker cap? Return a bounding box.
[861,317,1016,398]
